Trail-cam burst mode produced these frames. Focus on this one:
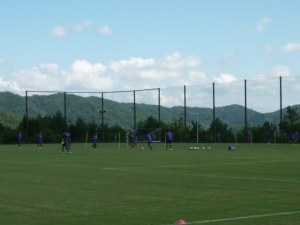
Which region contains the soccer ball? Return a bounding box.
[141,147,144,150]
[208,147,211,150]
[202,147,205,150]
[189,147,193,150]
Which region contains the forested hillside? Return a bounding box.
[0,91,297,131]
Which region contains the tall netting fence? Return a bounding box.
[26,91,65,143]
[103,91,134,142]
[134,88,160,142]
[215,80,245,143]
[65,92,102,143]
[186,84,213,143]
[282,76,300,142]
[160,86,185,142]
[3,76,300,144]
[0,91,26,143]
[247,78,280,143]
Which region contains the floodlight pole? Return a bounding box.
[189,113,198,143]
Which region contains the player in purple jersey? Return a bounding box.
[92,132,98,150]
[294,131,299,144]
[216,131,221,143]
[266,132,270,144]
[67,131,71,149]
[145,133,154,150]
[37,131,43,149]
[128,132,134,148]
[131,133,139,150]
[166,130,173,150]
[61,130,71,154]
[246,130,251,145]
[17,131,22,148]
[290,133,296,145]
[112,133,117,144]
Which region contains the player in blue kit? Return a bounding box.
[216,131,221,143]
[92,132,98,150]
[112,133,117,144]
[128,132,134,148]
[37,131,43,148]
[17,131,22,148]
[246,130,251,145]
[294,130,299,145]
[67,131,71,149]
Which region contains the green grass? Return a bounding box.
[0,142,299,225]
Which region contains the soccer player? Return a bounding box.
[145,133,153,150]
[246,130,251,145]
[290,132,296,145]
[17,131,22,148]
[67,131,71,149]
[131,133,139,150]
[92,132,98,150]
[166,130,173,150]
[37,131,43,148]
[216,131,221,143]
[266,132,270,144]
[61,130,71,154]
[128,132,133,148]
[295,130,299,145]
[112,133,117,144]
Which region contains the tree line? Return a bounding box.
[0,106,298,144]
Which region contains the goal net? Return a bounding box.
[126,128,161,144]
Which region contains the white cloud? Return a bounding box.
[213,74,237,83]
[278,42,300,52]
[51,26,67,37]
[0,53,208,106]
[220,52,236,63]
[73,20,93,32]
[271,65,292,77]
[99,26,115,35]
[255,17,271,32]
[0,58,6,64]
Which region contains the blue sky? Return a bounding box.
[0,0,300,111]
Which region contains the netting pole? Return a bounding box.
[244,79,247,143]
[158,88,161,128]
[133,90,136,129]
[118,131,120,149]
[64,92,67,129]
[101,92,105,142]
[280,76,282,143]
[26,91,28,142]
[184,85,187,143]
[213,83,215,143]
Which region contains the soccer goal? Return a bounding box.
[127,128,161,143]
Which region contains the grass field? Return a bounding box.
[0,142,299,225]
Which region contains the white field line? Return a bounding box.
[163,210,300,224]
[102,168,300,183]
